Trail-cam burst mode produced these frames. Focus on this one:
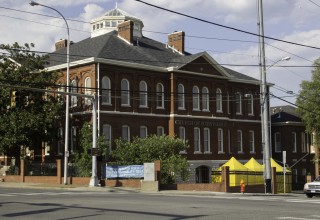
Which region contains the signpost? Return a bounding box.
[283,151,286,193]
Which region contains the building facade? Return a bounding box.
[271,105,314,189]
[46,7,263,183]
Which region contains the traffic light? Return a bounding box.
[10,91,20,108]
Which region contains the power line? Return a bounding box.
[134,0,320,50]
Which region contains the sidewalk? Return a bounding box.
[0,181,304,196]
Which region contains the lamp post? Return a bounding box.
[30,1,70,185]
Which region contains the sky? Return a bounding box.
[1,0,319,107]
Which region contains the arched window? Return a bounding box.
[202,87,209,111]
[216,88,222,112]
[139,81,148,107]
[178,84,185,109]
[84,77,91,105]
[192,86,200,110]
[156,83,164,108]
[71,79,77,107]
[121,79,130,106]
[101,76,111,105]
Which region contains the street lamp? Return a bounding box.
[30,1,70,185]
[267,56,291,70]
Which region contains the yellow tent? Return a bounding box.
[221,157,249,171]
[244,158,264,185]
[244,158,263,172]
[212,157,251,186]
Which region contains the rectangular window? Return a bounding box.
[301,132,306,153]
[57,127,63,155]
[122,125,130,142]
[275,132,281,152]
[70,126,77,153]
[228,129,231,153]
[249,130,255,153]
[140,126,148,138]
[292,132,297,153]
[194,128,201,152]
[237,130,243,153]
[44,142,50,156]
[157,126,164,136]
[236,93,242,114]
[103,124,112,153]
[179,127,186,154]
[204,128,210,152]
[218,128,224,153]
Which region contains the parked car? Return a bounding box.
[304,176,320,198]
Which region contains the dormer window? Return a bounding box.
[105,21,111,27]
[92,25,95,31]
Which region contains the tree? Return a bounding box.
[296,58,320,176]
[73,122,107,177]
[0,42,63,167]
[111,135,190,184]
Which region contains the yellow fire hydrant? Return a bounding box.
[240,179,245,194]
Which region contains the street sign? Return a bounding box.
[65,151,69,158]
[91,148,101,156]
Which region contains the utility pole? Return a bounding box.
[258,0,272,193]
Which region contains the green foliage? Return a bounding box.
[73,122,107,177]
[111,135,190,184]
[297,58,320,143]
[0,43,63,160]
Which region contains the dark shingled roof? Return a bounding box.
[47,31,258,82]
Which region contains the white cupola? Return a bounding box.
[90,6,144,38]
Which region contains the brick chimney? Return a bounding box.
[118,20,134,44]
[168,31,185,54]
[55,39,67,51]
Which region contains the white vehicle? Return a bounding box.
[304,176,320,198]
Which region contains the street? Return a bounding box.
[0,187,319,220]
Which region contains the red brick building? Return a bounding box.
[46,7,262,183]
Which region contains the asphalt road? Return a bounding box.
[0,187,319,220]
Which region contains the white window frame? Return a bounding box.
[237,130,243,153]
[103,124,112,152]
[84,77,92,105]
[249,130,255,153]
[122,125,130,142]
[179,126,186,154]
[157,126,164,136]
[275,132,281,152]
[101,76,111,105]
[216,88,222,112]
[140,126,148,138]
[235,92,242,114]
[204,128,211,153]
[156,83,164,109]
[192,86,200,111]
[194,127,201,153]
[247,94,254,115]
[139,81,148,108]
[178,84,185,110]
[227,92,230,114]
[301,132,306,153]
[218,128,224,153]
[202,87,209,111]
[71,79,77,107]
[121,79,130,106]
[292,132,297,153]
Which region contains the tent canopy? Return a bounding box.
[244,157,263,172]
[221,157,250,171]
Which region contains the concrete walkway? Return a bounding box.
[0,181,304,196]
